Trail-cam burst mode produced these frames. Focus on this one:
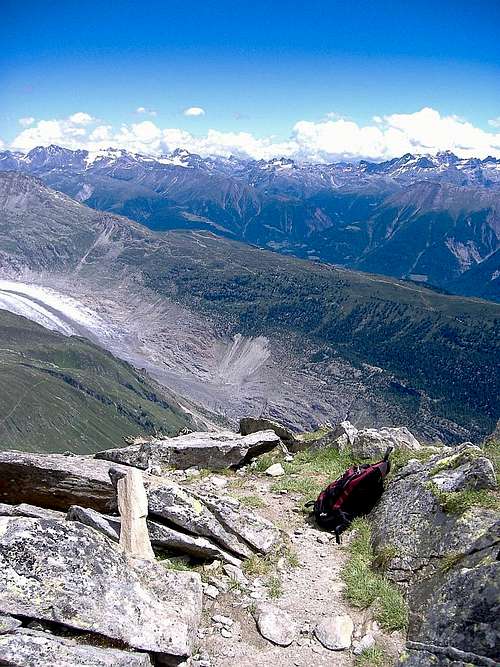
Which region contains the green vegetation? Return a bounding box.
[439,551,466,573]
[0,310,193,454]
[354,646,390,667]
[237,495,266,509]
[265,575,283,599]
[341,519,408,632]
[390,447,435,474]
[296,425,332,443]
[428,484,500,515]
[270,446,360,501]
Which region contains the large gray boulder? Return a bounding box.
[239,417,296,446]
[0,451,131,512]
[0,628,153,667]
[96,429,281,470]
[370,444,499,666]
[0,517,202,663]
[252,603,297,646]
[67,505,243,566]
[351,426,421,459]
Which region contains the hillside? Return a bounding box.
[0,308,198,453]
[0,171,499,442]
[1,146,498,300]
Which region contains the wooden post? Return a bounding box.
[117,468,155,561]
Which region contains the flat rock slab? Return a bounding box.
[0,451,133,513]
[0,502,65,520]
[253,603,296,646]
[0,517,202,661]
[239,418,296,445]
[96,429,281,470]
[0,629,153,667]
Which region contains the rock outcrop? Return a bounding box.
[239,418,297,448]
[370,443,499,666]
[0,451,130,513]
[350,426,421,459]
[0,516,202,663]
[96,429,281,470]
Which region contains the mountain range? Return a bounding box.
[1,145,499,301]
[0,170,498,449]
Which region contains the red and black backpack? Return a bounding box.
[306,447,393,543]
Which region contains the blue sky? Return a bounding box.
[2,0,500,160]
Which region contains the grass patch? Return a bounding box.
[253,453,279,472]
[265,575,283,599]
[372,544,399,572]
[389,447,434,474]
[341,518,408,632]
[428,483,500,515]
[296,425,332,443]
[270,446,359,501]
[354,646,389,667]
[238,495,266,509]
[483,439,499,477]
[242,554,274,577]
[160,557,194,572]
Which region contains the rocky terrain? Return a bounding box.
[0,419,497,667]
[1,146,498,301]
[0,172,499,445]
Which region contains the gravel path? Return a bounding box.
[191,472,404,667]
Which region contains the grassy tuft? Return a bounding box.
[354,646,390,666]
[242,554,273,577]
[372,544,399,572]
[237,495,266,509]
[439,551,466,573]
[428,483,500,515]
[265,575,283,599]
[341,519,408,632]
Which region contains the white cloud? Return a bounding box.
[68,112,94,125]
[136,106,157,116]
[489,117,500,129]
[18,117,35,127]
[183,106,205,117]
[8,107,500,160]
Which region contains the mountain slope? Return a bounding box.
[1,146,498,300]
[0,308,197,453]
[0,171,499,443]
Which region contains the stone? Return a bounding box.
[331,421,358,451]
[96,429,281,470]
[430,450,497,492]
[117,468,155,561]
[239,417,295,446]
[67,504,243,566]
[253,603,297,646]
[0,629,153,666]
[212,615,233,626]
[222,563,249,587]
[0,517,202,662]
[203,585,220,599]
[210,475,229,489]
[317,533,330,544]
[0,613,22,634]
[192,489,280,555]
[353,633,375,655]
[352,427,421,459]
[0,502,65,520]
[314,614,354,650]
[0,451,132,513]
[371,445,499,666]
[264,463,285,477]
[220,628,232,638]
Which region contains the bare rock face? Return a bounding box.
[0,517,202,663]
[117,469,155,561]
[0,451,131,512]
[252,603,297,646]
[351,426,421,459]
[0,629,153,667]
[96,430,281,470]
[370,443,499,666]
[0,613,22,634]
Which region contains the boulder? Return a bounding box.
[0,517,202,662]
[351,426,421,459]
[252,603,296,646]
[0,451,132,513]
[67,505,243,566]
[331,421,358,451]
[371,444,499,666]
[239,417,295,445]
[314,614,354,650]
[0,502,65,520]
[0,629,153,667]
[264,463,285,477]
[96,429,281,470]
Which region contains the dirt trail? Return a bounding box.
[191,473,404,667]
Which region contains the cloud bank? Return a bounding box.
[8,107,500,161]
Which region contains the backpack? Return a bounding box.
[305,447,393,543]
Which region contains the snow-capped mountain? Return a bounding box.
[0,145,499,300]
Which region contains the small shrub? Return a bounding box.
[341,519,408,632]
[242,554,273,577]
